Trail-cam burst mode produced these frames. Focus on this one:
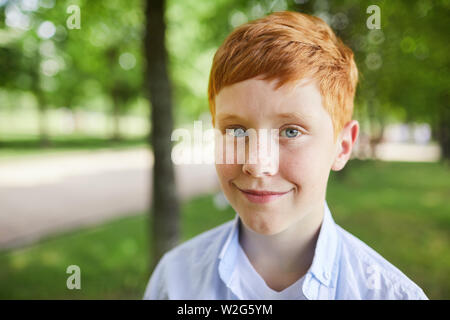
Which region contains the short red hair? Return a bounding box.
[208,11,358,139]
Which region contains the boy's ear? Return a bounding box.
[331,120,359,171]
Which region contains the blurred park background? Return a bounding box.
[0,0,449,299]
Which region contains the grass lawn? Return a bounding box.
[0,160,448,299]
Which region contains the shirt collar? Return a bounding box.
[308,201,340,287]
[218,213,240,286]
[218,201,340,289]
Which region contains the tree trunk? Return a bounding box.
[434,96,450,163]
[144,0,180,272]
[37,94,50,148]
[111,94,121,142]
[31,53,50,148]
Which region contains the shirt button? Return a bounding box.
[323,271,330,280]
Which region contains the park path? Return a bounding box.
[0,148,221,250]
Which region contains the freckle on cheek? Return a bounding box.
[217,165,237,181]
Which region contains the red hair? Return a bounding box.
[208,11,358,139]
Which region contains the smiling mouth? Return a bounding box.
[235,185,292,204]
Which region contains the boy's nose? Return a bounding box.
[242,158,278,177]
[242,129,279,177]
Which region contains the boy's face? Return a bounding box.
[214,77,349,236]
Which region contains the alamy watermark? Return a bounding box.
[366,5,381,30]
[171,121,280,169]
[66,265,81,290]
[66,5,81,30]
[365,264,381,290]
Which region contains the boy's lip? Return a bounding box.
[235,185,292,204]
[237,187,291,195]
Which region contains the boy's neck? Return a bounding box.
[238,202,324,292]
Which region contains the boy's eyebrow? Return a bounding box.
[216,113,245,122]
[216,111,310,123]
[276,112,311,121]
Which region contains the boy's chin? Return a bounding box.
[240,213,291,236]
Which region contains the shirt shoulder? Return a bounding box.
[143,218,235,299]
[335,225,428,300]
[165,218,235,264]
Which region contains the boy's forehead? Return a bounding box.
[215,77,324,123]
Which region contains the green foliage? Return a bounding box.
[1,0,448,135]
[0,0,144,114]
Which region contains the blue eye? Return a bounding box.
[233,128,247,137]
[226,127,247,138]
[281,127,301,138]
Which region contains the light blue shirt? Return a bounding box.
[232,239,308,299]
[143,202,428,300]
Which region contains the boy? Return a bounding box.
[143,11,428,300]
